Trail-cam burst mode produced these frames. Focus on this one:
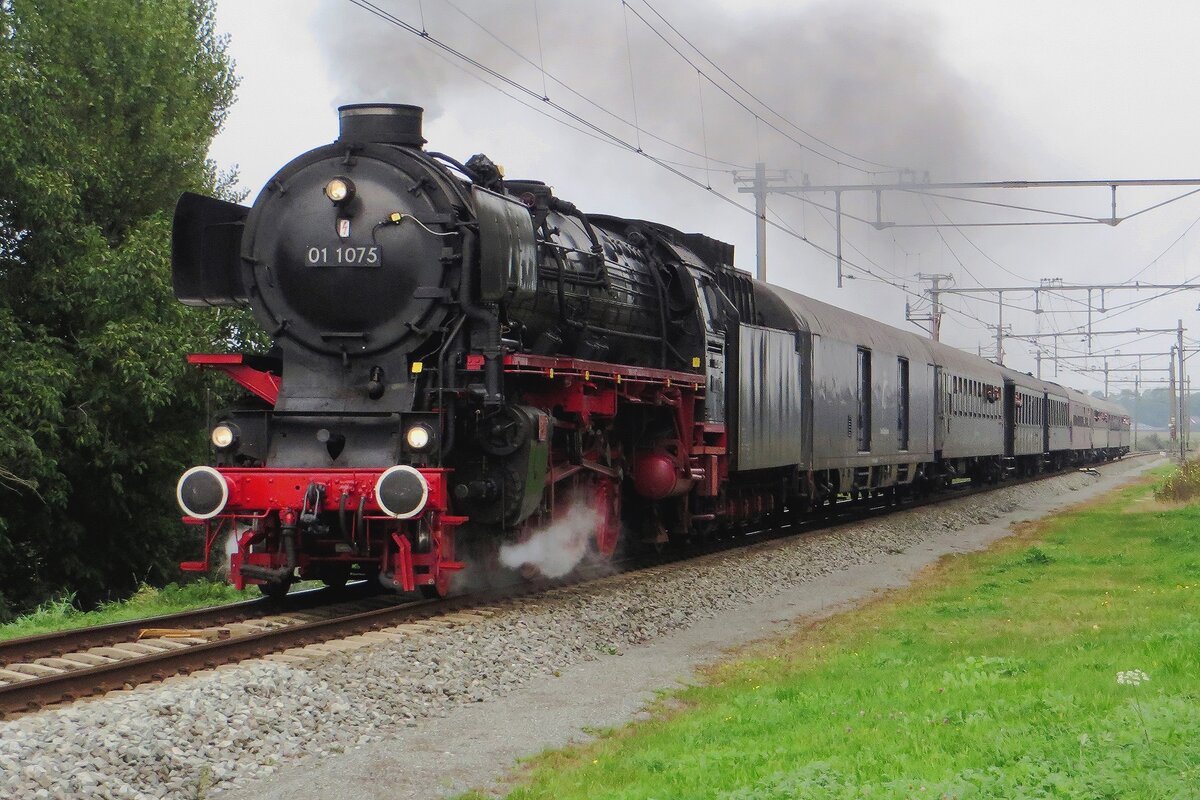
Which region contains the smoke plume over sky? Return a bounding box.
[212,0,1200,394]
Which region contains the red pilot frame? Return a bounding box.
[180,466,466,596]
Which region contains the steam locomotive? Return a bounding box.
[172,103,1130,598]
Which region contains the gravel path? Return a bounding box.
[0,460,1156,800]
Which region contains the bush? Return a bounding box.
[1138,432,1168,451]
[1153,460,1200,502]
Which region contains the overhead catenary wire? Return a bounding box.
[620,0,643,153]
[802,180,1200,229]
[631,0,903,173]
[769,207,993,334]
[897,187,1109,224]
[924,197,1034,283]
[406,35,652,156]
[345,0,744,183]
[919,197,1098,313]
[1122,208,1200,284]
[419,30,745,180]
[1118,187,1200,222]
[343,0,917,289]
[435,0,751,170]
[762,206,963,321]
[696,69,712,189]
[344,0,1199,384]
[531,0,548,100]
[773,195,1061,335]
[913,195,999,325]
[788,184,1199,366]
[808,207,909,283]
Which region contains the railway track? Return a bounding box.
[0,586,416,711]
[0,582,388,668]
[0,458,1146,718]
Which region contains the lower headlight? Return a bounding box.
[405,423,433,451]
[176,466,230,520]
[211,423,238,449]
[375,465,429,519]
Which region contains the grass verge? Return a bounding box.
[0,580,249,641]
[479,470,1200,799]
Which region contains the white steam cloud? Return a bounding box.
[498,502,598,578]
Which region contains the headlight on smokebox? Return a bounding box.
[211,422,239,450]
[176,466,233,520]
[324,176,356,204]
[404,422,434,451]
[375,465,429,519]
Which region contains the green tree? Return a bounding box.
[0,0,238,617]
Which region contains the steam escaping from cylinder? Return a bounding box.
[216,526,240,580]
[498,501,598,578]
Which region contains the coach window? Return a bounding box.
[898,357,910,451]
[857,348,872,452]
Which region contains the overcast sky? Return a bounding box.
[210,0,1200,396]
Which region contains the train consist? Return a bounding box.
[172,104,1130,597]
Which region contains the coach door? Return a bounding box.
[1042,395,1050,454]
[1003,381,1016,458]
[857,347,872,452]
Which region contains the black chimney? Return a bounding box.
[337,103,425,148]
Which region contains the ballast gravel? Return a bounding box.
[0,464,1144,799]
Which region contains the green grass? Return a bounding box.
[480,472,1200,799]
[0,580,249,641]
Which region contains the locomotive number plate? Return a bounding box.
[304,245,381,267]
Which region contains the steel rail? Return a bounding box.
[0,583,378,666]
[0,598,440,717]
